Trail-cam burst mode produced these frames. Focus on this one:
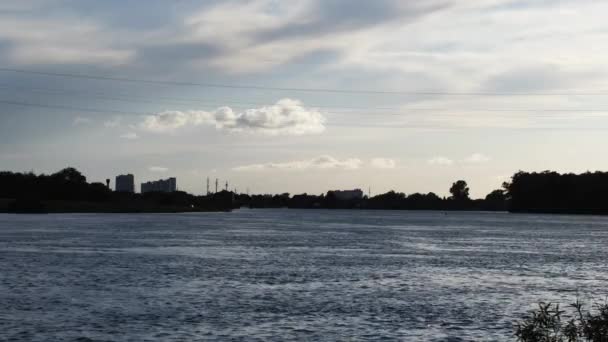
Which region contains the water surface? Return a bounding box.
[1,210,607,341]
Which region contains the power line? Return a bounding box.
[326,122,608,131]
[1,98,604,121]
[0,99,149,116]
[2,67,608,96]
[1,99,607,130]
[0,85,607,117]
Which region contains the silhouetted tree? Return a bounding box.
[482,189,507,211]
[367,190,406,209]
[51,167,87,184]
[449,180,470,201]
[504,171,608,214]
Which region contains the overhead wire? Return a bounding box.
[1,99,607,131]
[2,67,608,96]
[0,85,606,118]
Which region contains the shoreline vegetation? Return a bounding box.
[515,300,608,342]
[0,168,233,213]
[1,167,607,215]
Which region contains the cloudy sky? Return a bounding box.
[1,0,608,197]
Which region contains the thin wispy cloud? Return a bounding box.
[0,16,134,66]
[428,156,454,166]
[148,166,168,173]
[183,0,451,73]
[233,155,362,171]
[370,158,397,169]
[428,154,491,166]
[72,116,92,126]
[120,132,139,140]
[104,116,122,128]
[464,153,491,163]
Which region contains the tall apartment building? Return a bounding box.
[115,174,135,193]
[141,177,177,193]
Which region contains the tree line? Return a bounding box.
[233,179,507,211]
[505,171,608,214]
[0,167,232,213]
[2,167,607,214]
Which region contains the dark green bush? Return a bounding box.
[515,301,608,341]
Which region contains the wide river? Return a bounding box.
[1,210,607,341]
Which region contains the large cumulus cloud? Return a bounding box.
[139,99,326,135]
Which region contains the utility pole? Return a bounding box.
[225,180,228,192]
[206,177,210,195]
[215,178,218,193]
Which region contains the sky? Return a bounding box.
[1,0,608,198]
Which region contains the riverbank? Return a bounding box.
[0,198,231,214]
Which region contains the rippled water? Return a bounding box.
[1,210,607,341]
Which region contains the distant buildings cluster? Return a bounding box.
[332,189,364,201]
[114,174,177,194]
[141,178,177,193]
[112,172,362,200]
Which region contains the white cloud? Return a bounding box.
[428,156,454,166]
[233,155,362,171]
[370,158,397,169]
[149,166,168,173]
[179,0,451,73]
[104,116,122,128]
[139,111,205,133]
[0,17,134,65]
[120,132,139,140]
[464,153,491,163]
[428,154,490,165]
[72,116,92,126]
[139,99,326,135]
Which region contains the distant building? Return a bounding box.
[115,174,135,193]
[141,177,177,193]
[332,189,364,201]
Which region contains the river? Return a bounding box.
[1,210,607,341]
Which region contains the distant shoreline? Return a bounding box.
[4,168,608,215]
[3,203,606,217]
[0,198,230,214]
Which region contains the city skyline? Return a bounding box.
[2,0,608,197]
